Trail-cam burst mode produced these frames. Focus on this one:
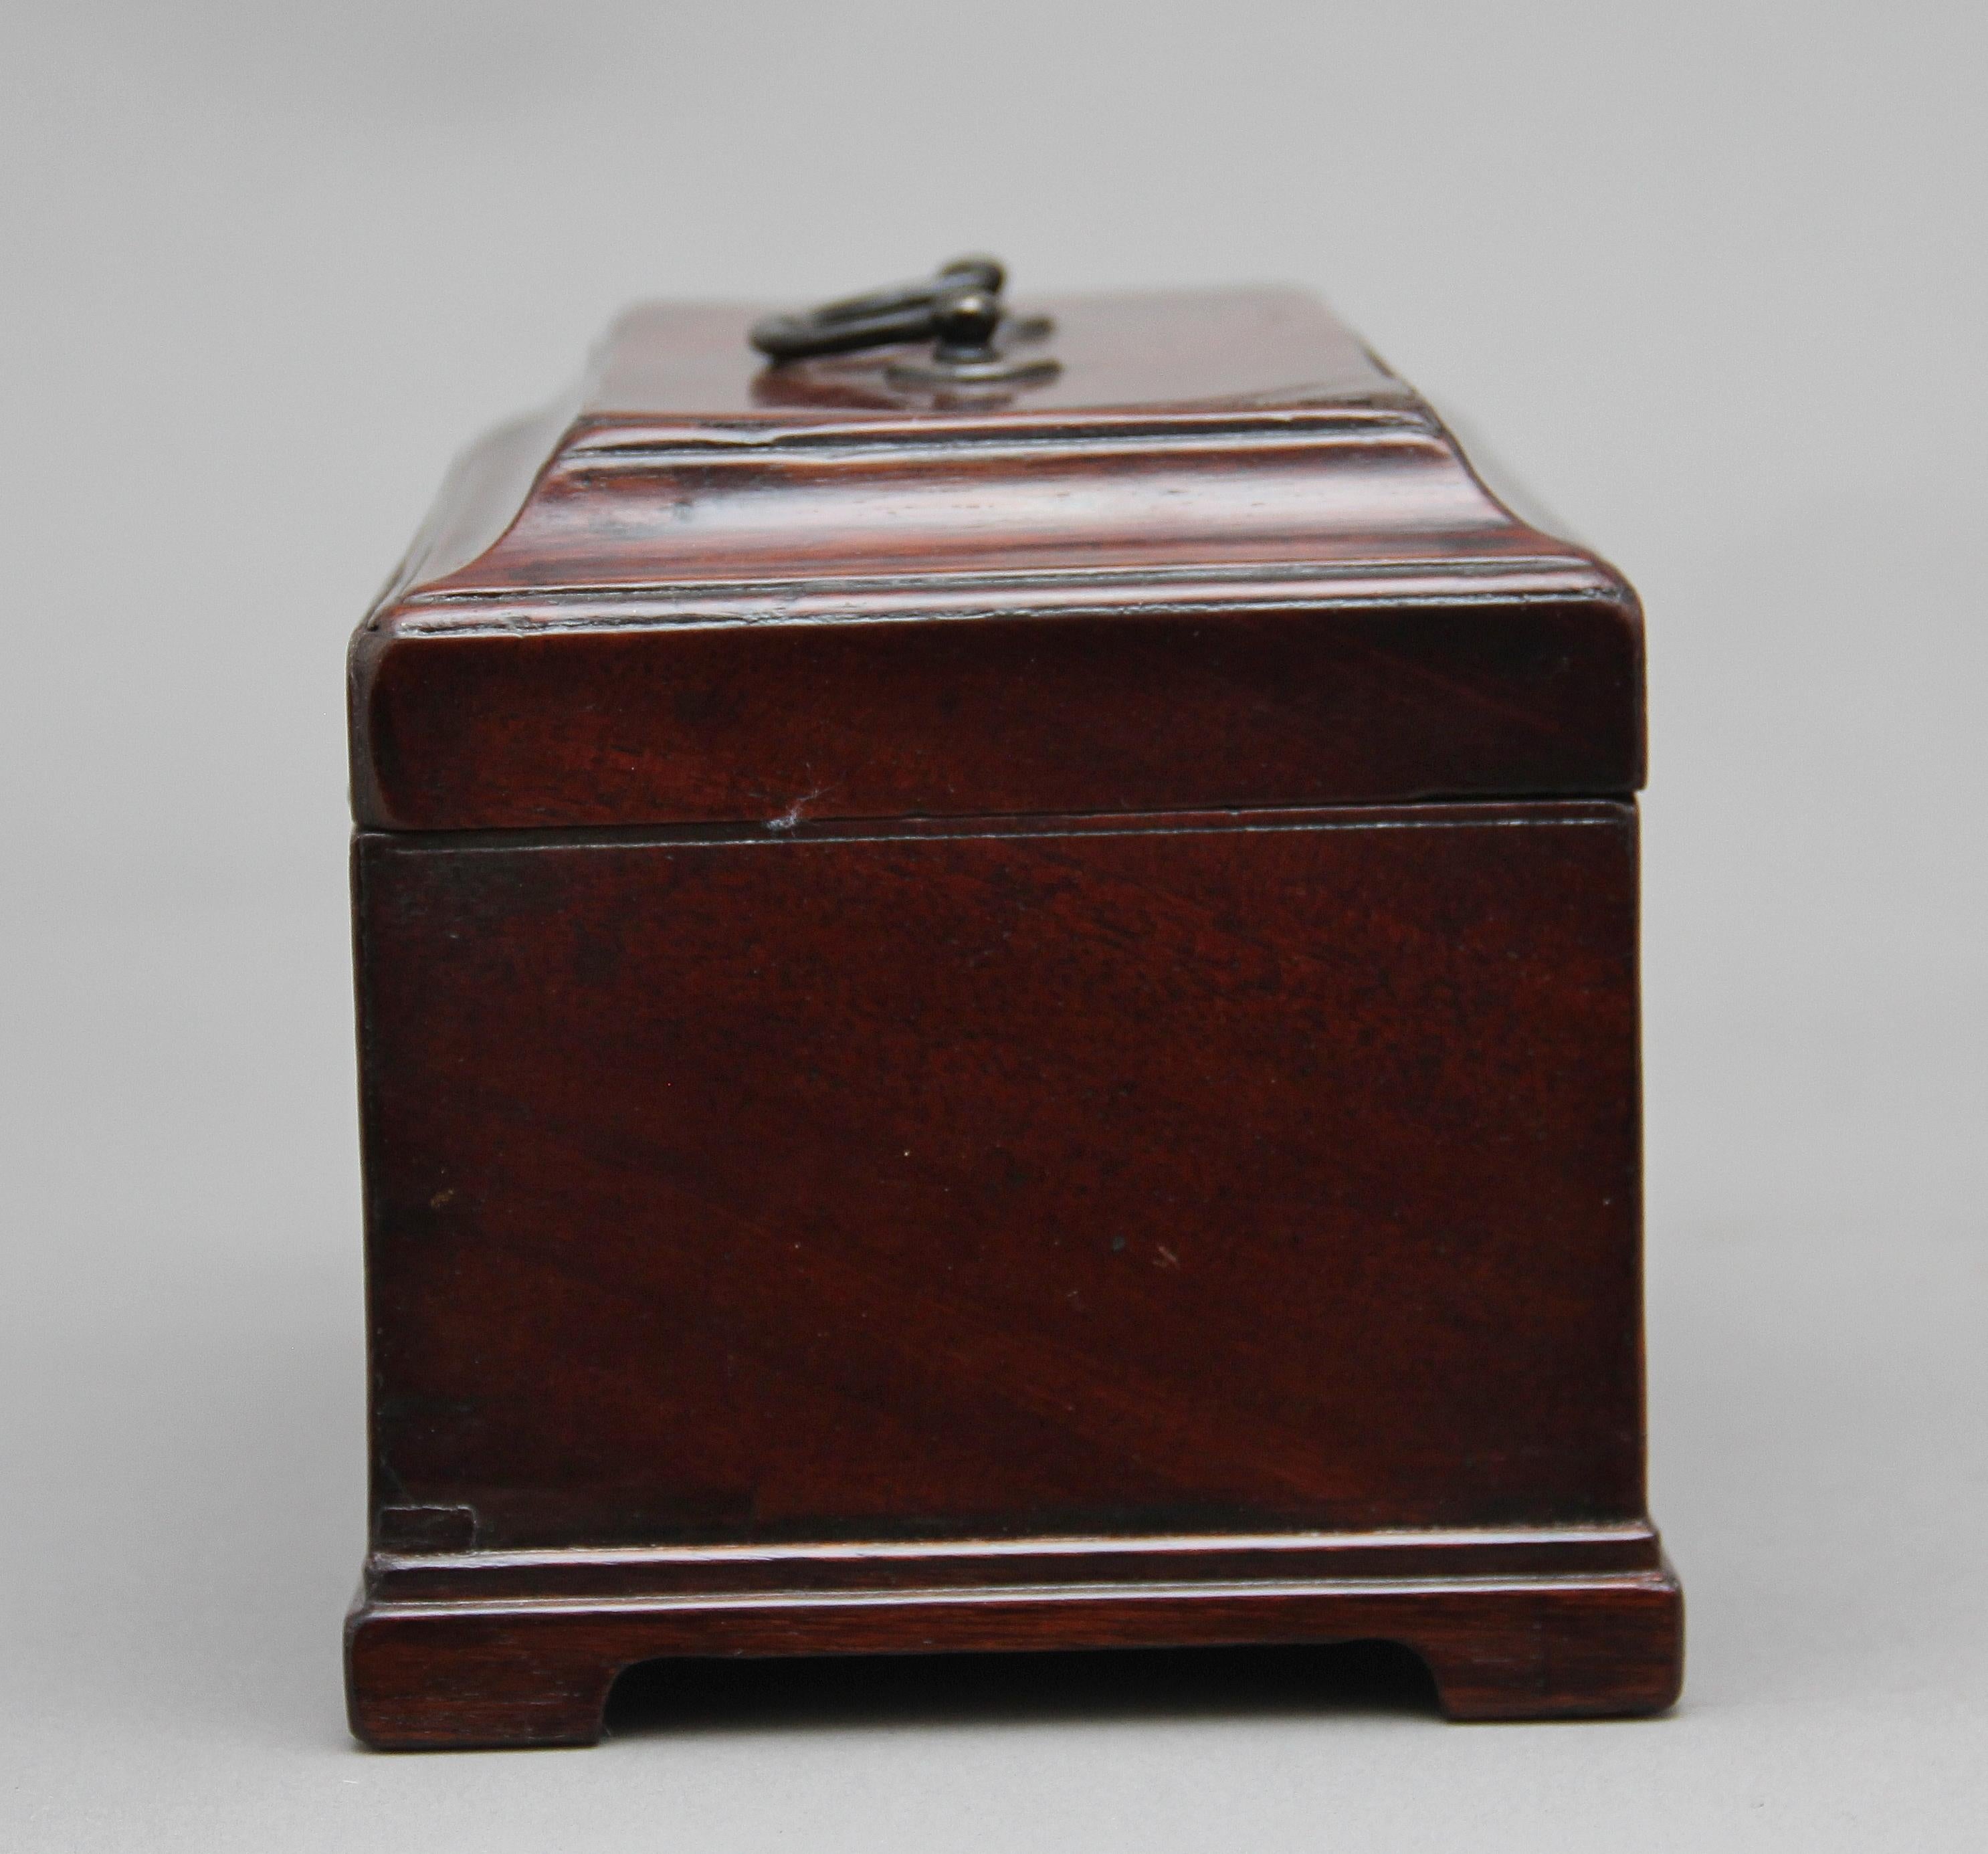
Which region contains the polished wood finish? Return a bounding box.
[346,288,1678,1747]
[349,1568,1684,1750]
[349,290,1642,833]
[355,803,1643,1547]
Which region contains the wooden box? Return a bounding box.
[344,277,1682,1748]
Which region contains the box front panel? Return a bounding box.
[356,803,1644,1552]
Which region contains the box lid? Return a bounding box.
[350,286,1643,831]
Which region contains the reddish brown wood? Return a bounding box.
[348,1568,1684,1750]
[345,285,1679,1747]
[363,1523,1669,1605]
[349,290,1642,833]
[355,803,1644,1545]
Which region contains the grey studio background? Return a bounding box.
[3,2,1983,1849]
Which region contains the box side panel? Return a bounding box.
[351,597,1644,833]
[355,803,1645,1550]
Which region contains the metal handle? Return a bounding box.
[750,257,1005,360]
[750,256,1060,391]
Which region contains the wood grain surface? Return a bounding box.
[348,291,1643,833]
[349,1568,1685,1749]
[345,287,1676,1746]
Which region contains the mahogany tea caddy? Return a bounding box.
[344,264,1684,1749]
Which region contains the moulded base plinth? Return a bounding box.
[345,1550,1684,1750]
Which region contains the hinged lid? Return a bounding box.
[350,285,1643,832]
